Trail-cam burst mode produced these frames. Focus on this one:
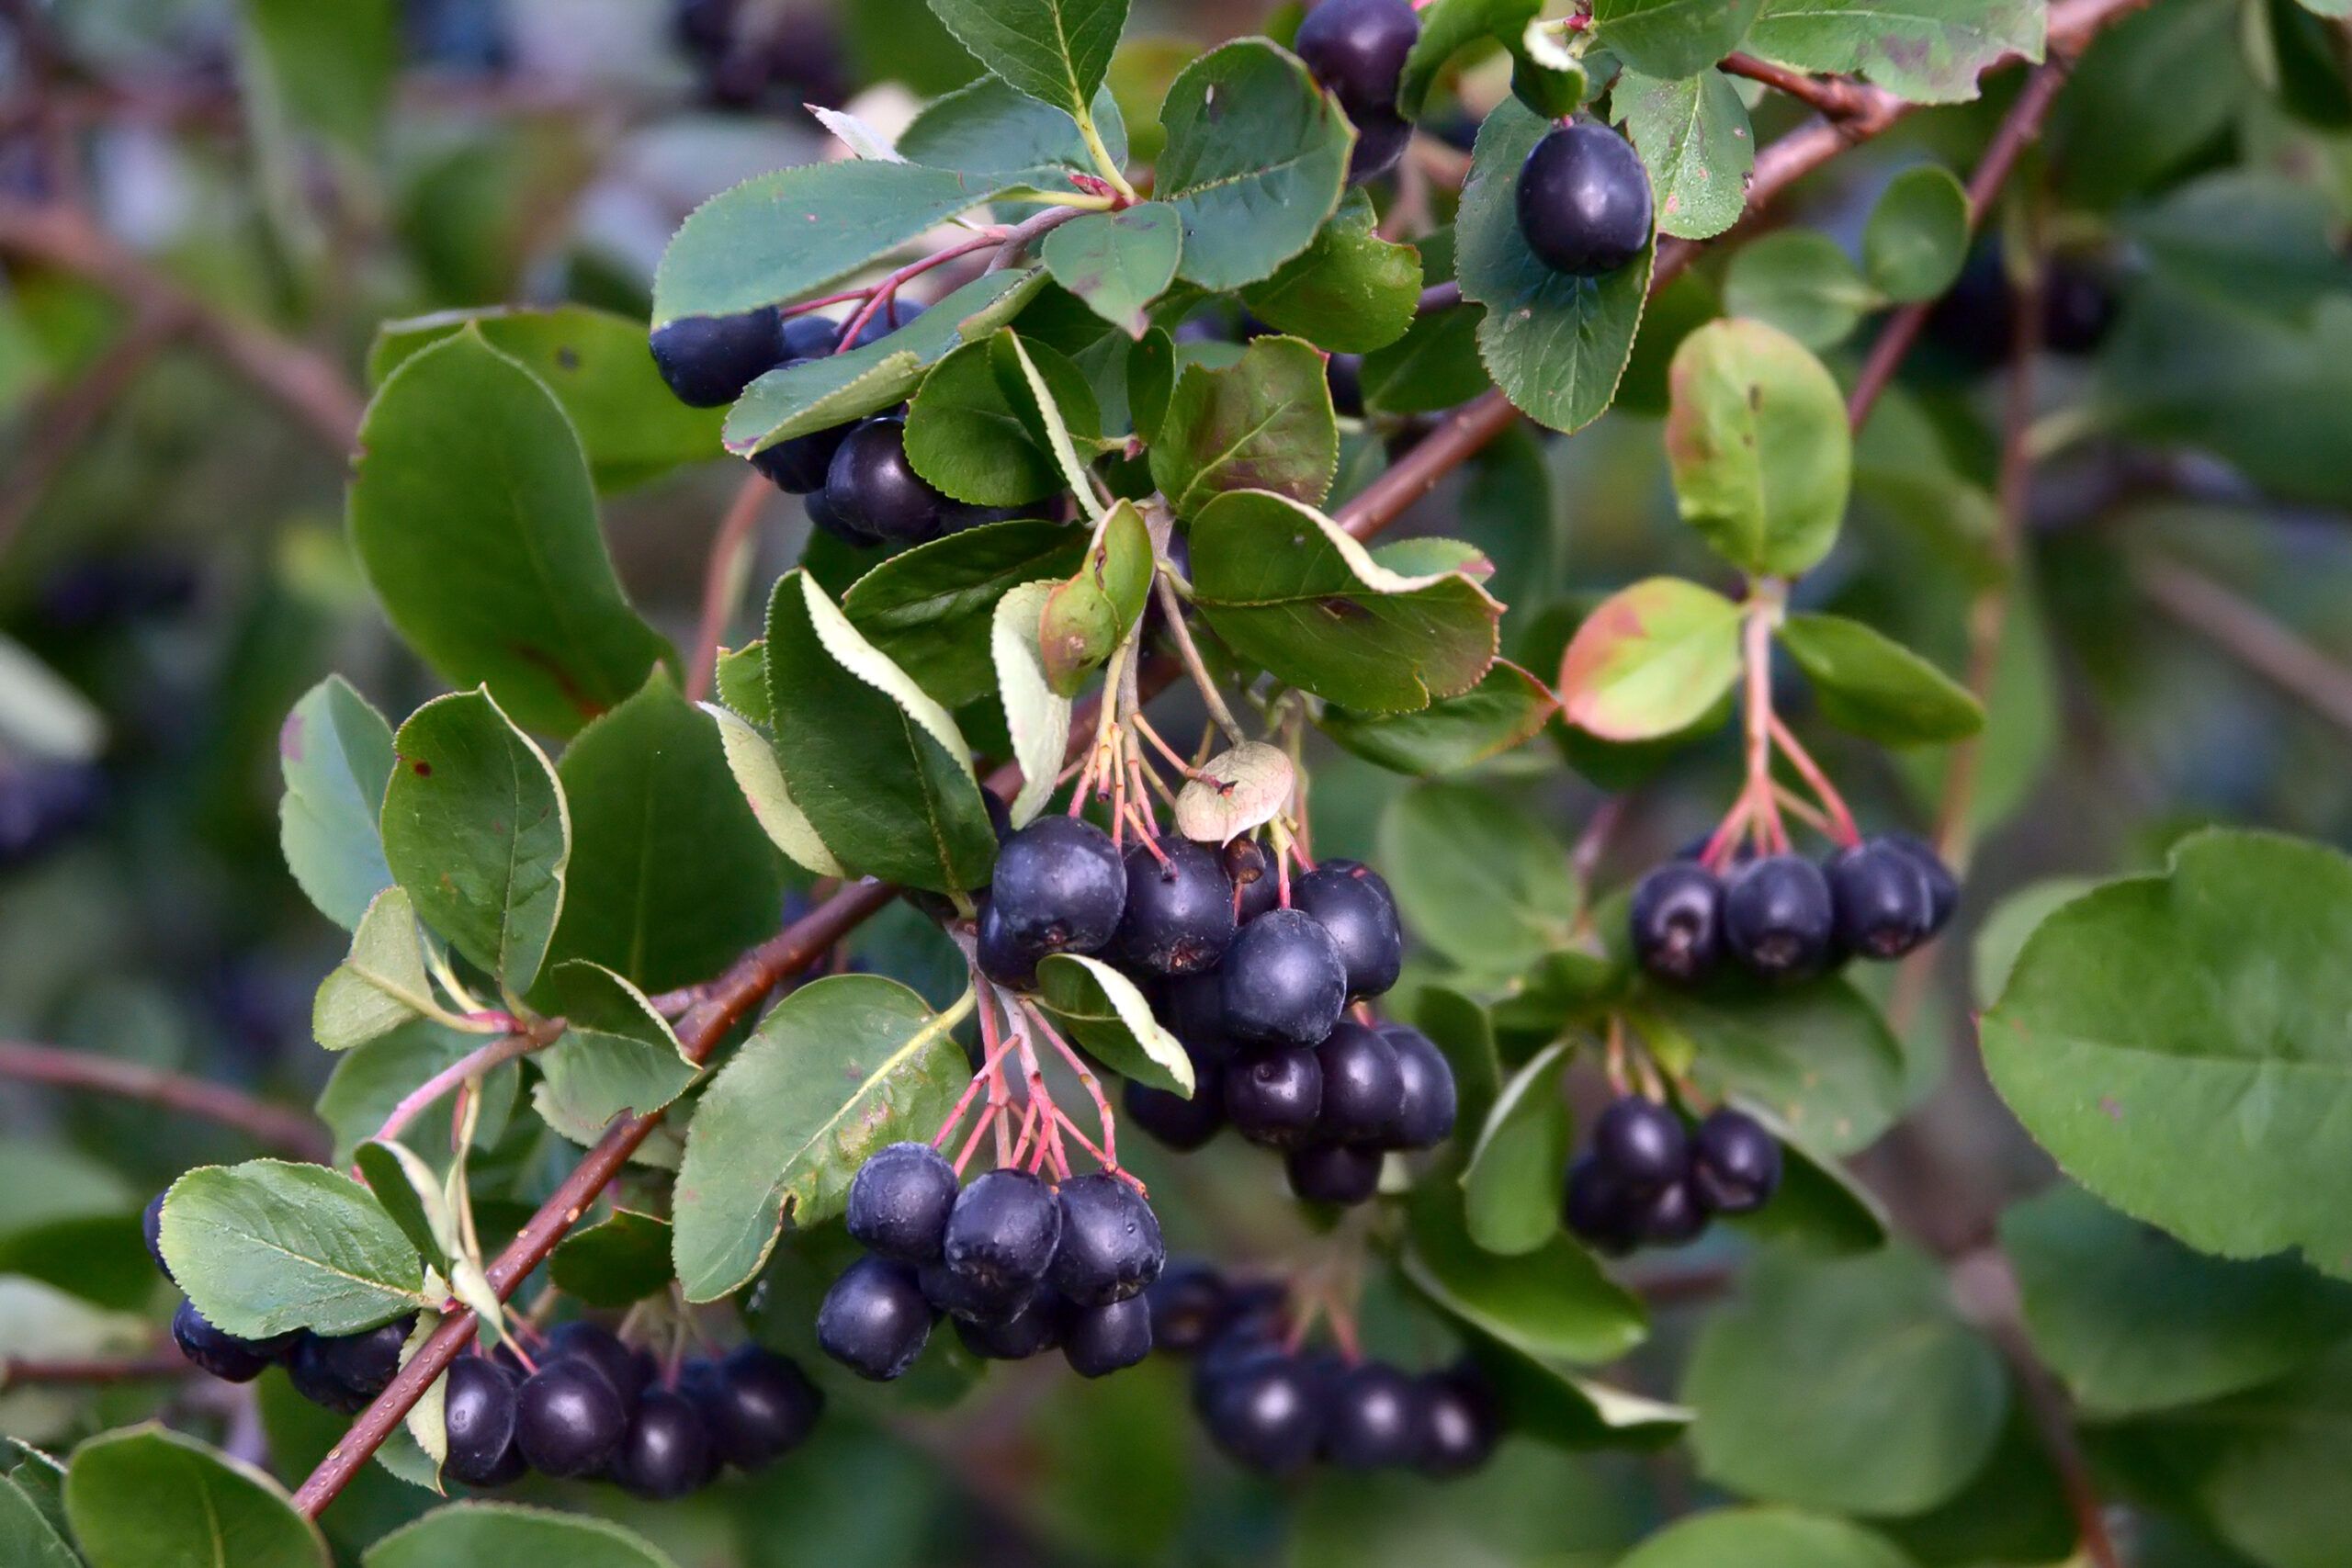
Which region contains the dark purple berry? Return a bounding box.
[1225,1043,1324,1148]
[1328,352,1365,416]
[1291,860,1403,999]
[822,416,949,545]
[1415,1364,1501,1477]
[942,1168,1063,1296]
[1515,120,1653,276]
[143,1190,173,1283]
[515,1358,628,1477]
[649,306,785,407]
[1563,1156,1641,1257]
[1284,1141,1384,1205]
[172,1300,275,1383]
[1723,854,1837,979]
[1146,1265,1231,1355]
[1826,839,1936,960]
[683,1345,821,1470]
[612,1388,717,1499]
[443,1356,527,1488]
[917,1258,1037,1325]
[990,817,1126,961]
[1636,1178,1709,1247]
[846,1141,960,1263]
[1348,109,1413,185]
[975,897,1040,988]
[1631,862,1724,985]
[1380,1023,1457,1148]
[818,1256,933,1382]
[1219,908,1349,1048]
[545,1320,647,1416]
[1325,1360,1425,1470]
[1224,840,1281,923]
[1591,1098,1687,1192]
[1883,832,1961,934]
[1048,1173,1166,1307]
[1064,1294,1153,1377]
[750,398,853,495]
[1125,1066,1227,1151]
[1113,838,1238,976]
[1313,1020,1405,1140]
[1690,1109,1782,1215]
[955,1291,1067,1359]
[1200,1353,1328,1474]
[1295,0,1419,121]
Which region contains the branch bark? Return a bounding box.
[2137,557,2352,741]
[0,1041,331,1161]
[0,1351,193,1389]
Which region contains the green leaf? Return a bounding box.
[1399,0,1543,118]
[1461,1042,1573,1255]
[277,677,397,933]
[347,330,670,738]
[0,1142,150,1311]
[925,0,1128,118]
[714,644,771,726]
[1747,0,2044,104]
[997,331,1102,515]
[673,976,972,1301]
[763,570,998,895]
[0,1283,146,1444]
[1616,71,1756,243]
[161,1160,424,1337]
[1044,204,1183,338]
[239,0,394,152]
[548,1211,674,1309]
[311,888,438,1051]
[1779,612,1984,745]
[1556,577,1743,741]
[352,1140,458,1277]
[1319,659,1558,774]
[1174,741,1295,846]
[2003,1183,2352,1417]
[1157,40,1354,289]
[1617,1509,1917,1568]
[651,161,1022,326]
[1403,1197,1649,1366]
[0,1472,75,1568]
[1863,165,1971,302]
[1038,499,1152,694]
[1360,301,1493,415]
[1378,781,1580,976]
[1033,953,1194,1096]
[365,1501,680,1568]
[1642,976,1907,1156]
[367,306,723,491]
[992,581,1072,826]
[1972,875,2098,1008]
[905,333,1102,508]
[1190,491,1500,713]
[1722,231,1882,350]
[724,267,1049,456]
[1593,0,1766,81]
[66,1426,327,1568]
[1982,829,2352,1281]
[315,1021,519,1166]
[1457,99,1654,434]
[1464,1342,1693,1451]
[1665,317,1851,578]
[702,703,843,880]
[1150,335,1339,517]
[534,963,700,1136]
[842,521,1091,709]
[381,689,570,995]
[543,671,782,995]
[899,78,1127,183]
[1726,1127,1891,1256]
[1684,1247,2007,1516]
[1238,191,1423,354]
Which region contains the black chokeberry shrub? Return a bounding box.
[1381,1023,1458,1148]
[1313,1020,1405,1140]
[818,1255,934,1382]
[1291,860,1403,998]
[1722,853,1837,979]
[823,416,950,546]
[1631,862,1725,985]
[1048,1173,1166,1306]
[1294,0,1419,123]
[1415,1364,1501,1477]
[1125,1066,1227,1151]
[942,1168,1063,1295]
[1515,119,1654,277]
[1200,1352,1327,1475]
[443,1356,527,1488]
[1826,838,1935,959]
[990,816,1126,964]
[1590,1097,1687,1192]
[1064,1294,1154,1378]
[1325,1361,1425,1470]
[1147,1265,1231,1355]
[1225,1043,1325,1148]
[1114,837,1238,976]
[612,1388,718,1500]
[171,1301,276,1383]
[1690,1108,1782,1215]
[684,1345,821,1470]
[847,1140,961,1263]
[955,1292,1067,1360]
[1219,908,1349,1047]
[1285,1140,1383,1205]
[515,1357,628,1477]
[649,306,784,408]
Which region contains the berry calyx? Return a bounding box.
[442,1356,527,1488]
[1630,862,1725,985]
[817,1255,934,1382]
[1112,837,1238,976]
[515,1357,628,1477]
[1722,853,1837,979]
[846,1140,960,1263]
[1291,859,1404,999]
[1219,908,1350,1048]
[1047,1172,1167,1306]
[822,416,950,546]
[1514,120,1654,277]
[989,816,1127,965]
[1690,1108,1782,1215]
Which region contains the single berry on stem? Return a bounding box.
[1200,1352,1328,1474]
[442,1356,527,1488]
[611,1388,718,1500]
[1590,1097,1688,1192]
[1291,859,1404,999]
[822,415,950,545]
[1312,1020,1406,1141]
[649,306,785,407]
[1415,1364,1501,1477]
[1514,119,1654,277]
[683,1345,822,1470]
[1380,1023,1458,1148]
[1125,1066,1227,1151]
[1048,1172,1167,1306]
[1219,908,1349,1047]
[1113,837,1238,976]
[1294,0,1419,122]
[1826,838,1936,959]
[515,1358,628,1477]
[172,1300,277,1383]
[1285,1139,1384,1205]
[1326,1361,1426,1470]
[955,1292,1067,1359]
[990,817,1127,962]
[1146,1265,1231,1355]
[942,1168,1064,1294]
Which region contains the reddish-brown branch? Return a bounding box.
[0,308,183,555]
[1719,53,1876,118]
[0,1041,330,1161]
[2136,558,2352,740]
[684,473,775,704]
[1,1351,193,1388]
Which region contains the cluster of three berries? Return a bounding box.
[1632,833,1961,986]
[820,1148,1168,1382]
[1152,1266,1501,1479]
[1565,1100,1781,1256]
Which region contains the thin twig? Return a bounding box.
[2,1351,193,1388]
[368,1029,553,1151]
[0,1041,330,1161]
[2136,558,2352,741]
[1719,53,1876,118]
[1152,570,1245,743]
[0,308,183,557]
[684,472,774,704]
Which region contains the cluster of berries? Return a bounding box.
[820,1146,1167,1382]
[971,815,1457,1204]
[1149,1266,1501,1478]
[1564,1100,1781,1256]
[0,757,104,870]
[1294,0,1420,185]
[1631,833,1961,986]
